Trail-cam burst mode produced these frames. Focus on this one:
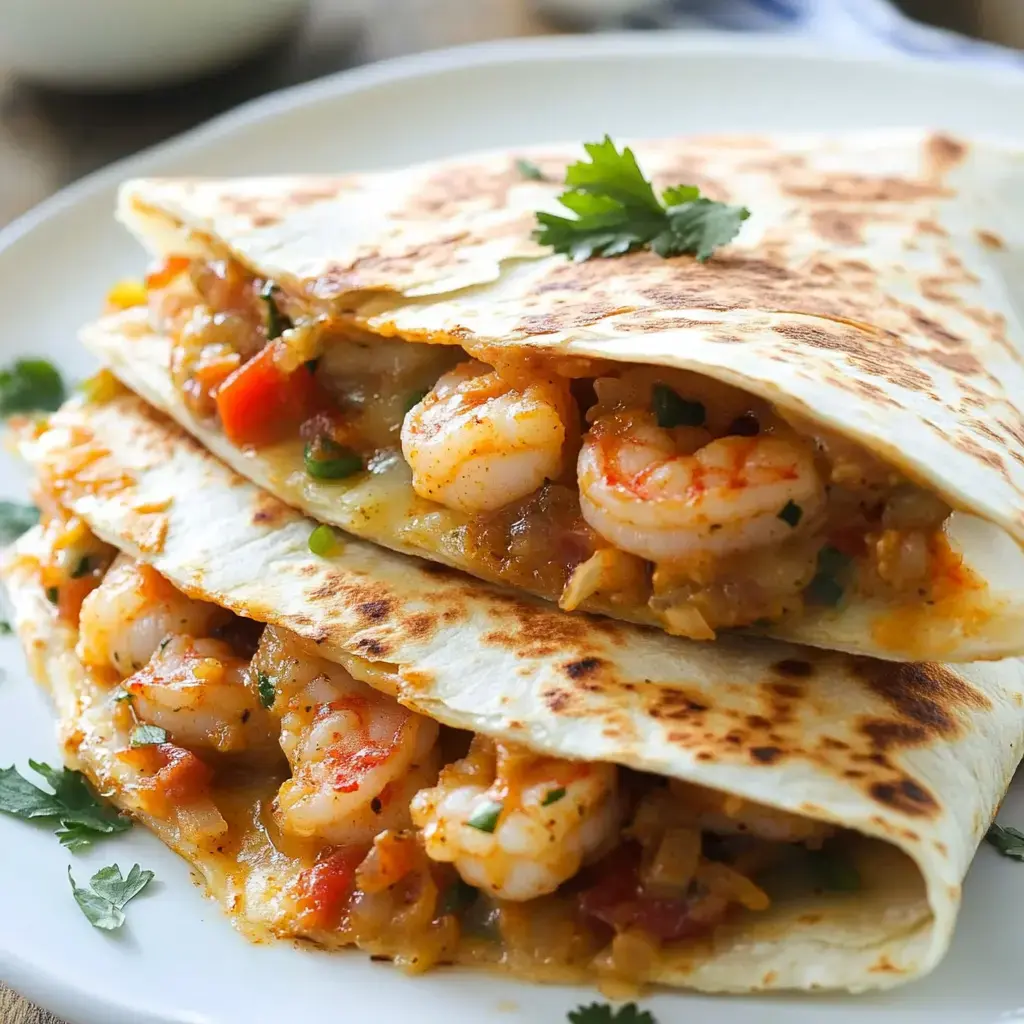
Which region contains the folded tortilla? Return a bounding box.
[91,128,1024,662]
[6,388,1024,992]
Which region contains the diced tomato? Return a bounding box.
[145,256,192,292]
[578,843,727,943]
[214,342,319,447]
[296,847,367,930]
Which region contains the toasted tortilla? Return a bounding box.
[84,309,1024,663]
[9,389,1024,992]
[102,129,1024,661]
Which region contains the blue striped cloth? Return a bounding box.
[615,0,1024,67]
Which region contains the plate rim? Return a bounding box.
[3,28,1024,1024]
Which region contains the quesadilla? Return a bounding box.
[6,386,1023,992]
[87,129,1024,662]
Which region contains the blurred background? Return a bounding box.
[0,0,1021,233]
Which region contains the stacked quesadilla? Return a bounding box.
[5,128,1024,994]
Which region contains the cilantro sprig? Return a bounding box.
[986,822,1024,861]
[569,1003,656,1024]
[0,358,65,416]
[535,136,749,263]
[69,863,154,930]
[0,760,131,851]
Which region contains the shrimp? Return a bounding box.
[578,410,826,564]
[77,555,230,676]
[401,360,574,513]
[255,626,441,846]
[123,636,276,753]
[411,736,622,902]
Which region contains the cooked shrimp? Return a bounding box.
[123,635,276,753]
[254,626,441,845]
[77,555,230,676]
[401,360,574,513]
[578,410,826,564]
[411,736,622,902]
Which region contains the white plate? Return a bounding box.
[2,32,1024,1024]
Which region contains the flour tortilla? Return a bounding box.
[83,308,1024,663]
[104,129,1024,661]
[10,390,1024,991]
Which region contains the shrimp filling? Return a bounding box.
[27,512,894,983]
[134,255,968,640]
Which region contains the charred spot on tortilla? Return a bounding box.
[869,778,939,817]
[358,599,392,623]
[564,657,603,680]
[773,659,814,678]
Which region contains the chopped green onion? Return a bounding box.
[515,158,545,181]
[467,799,503,834]
[777,500,803,528]
[805,545,851,607]
[439,878,479,916]
[542,787,566,806]
[303,437,363,480]
[113,689,134,703]
[0,621,11,635]
[809,849,860,892]
[308,524,340,557]
[45,586,59,605]
[70,554,96,579]
[652,384,705,428]
[403,389,429,414]
[260,282,293,340]
[257,671,275,709]
[129,725,167,748]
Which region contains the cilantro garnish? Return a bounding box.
[535,136,749,263]
[260,282,293,341]
[69,863,154,930]
[542,787,566,807]
[257,670,276,710]
[777,500,803,528]
[0,358,66,415]
[651,384,705,428]
[986,822,1024,861]
[0,760,131,850]
[568,1003,656,1024]
[0,620,12,635]
[516,158,545,181]
[467,799,503,833]
[0,500,40,545]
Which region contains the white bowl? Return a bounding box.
[0,0,311,90]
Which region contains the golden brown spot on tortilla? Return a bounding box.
[750,746,781,765]
[543,687,574,714]
[695,751,715,762]
[976,229,1005,251]
[933,840,948,856]
[647,688,710,722]
[403,613,437,641]
[768,681,805,700]
[516,304,634,337]
[869,955,902,975]
[355,637,387,658]
[399,668,434,692]
[869,777,938,816]
[784,174,952,202]
[820,737,850,751]
[761,971,778,987]
[843,769,867,780]
[746,714,771,730]
[797,913,823,926]
[131,498,172,514]
[925,133,967,177]
[810,209,866,246]
[251,493,292,528]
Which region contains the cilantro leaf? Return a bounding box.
[0,359,66,415]
[568,1003,656,1024]
[0,500,40,544]
[516,158,545,181]
[0,620,13,634]
[535,135,748,263]
[257,671,276,709]
[0,761,130,850]
[986,822,1024,861]
[69,863,154,931]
